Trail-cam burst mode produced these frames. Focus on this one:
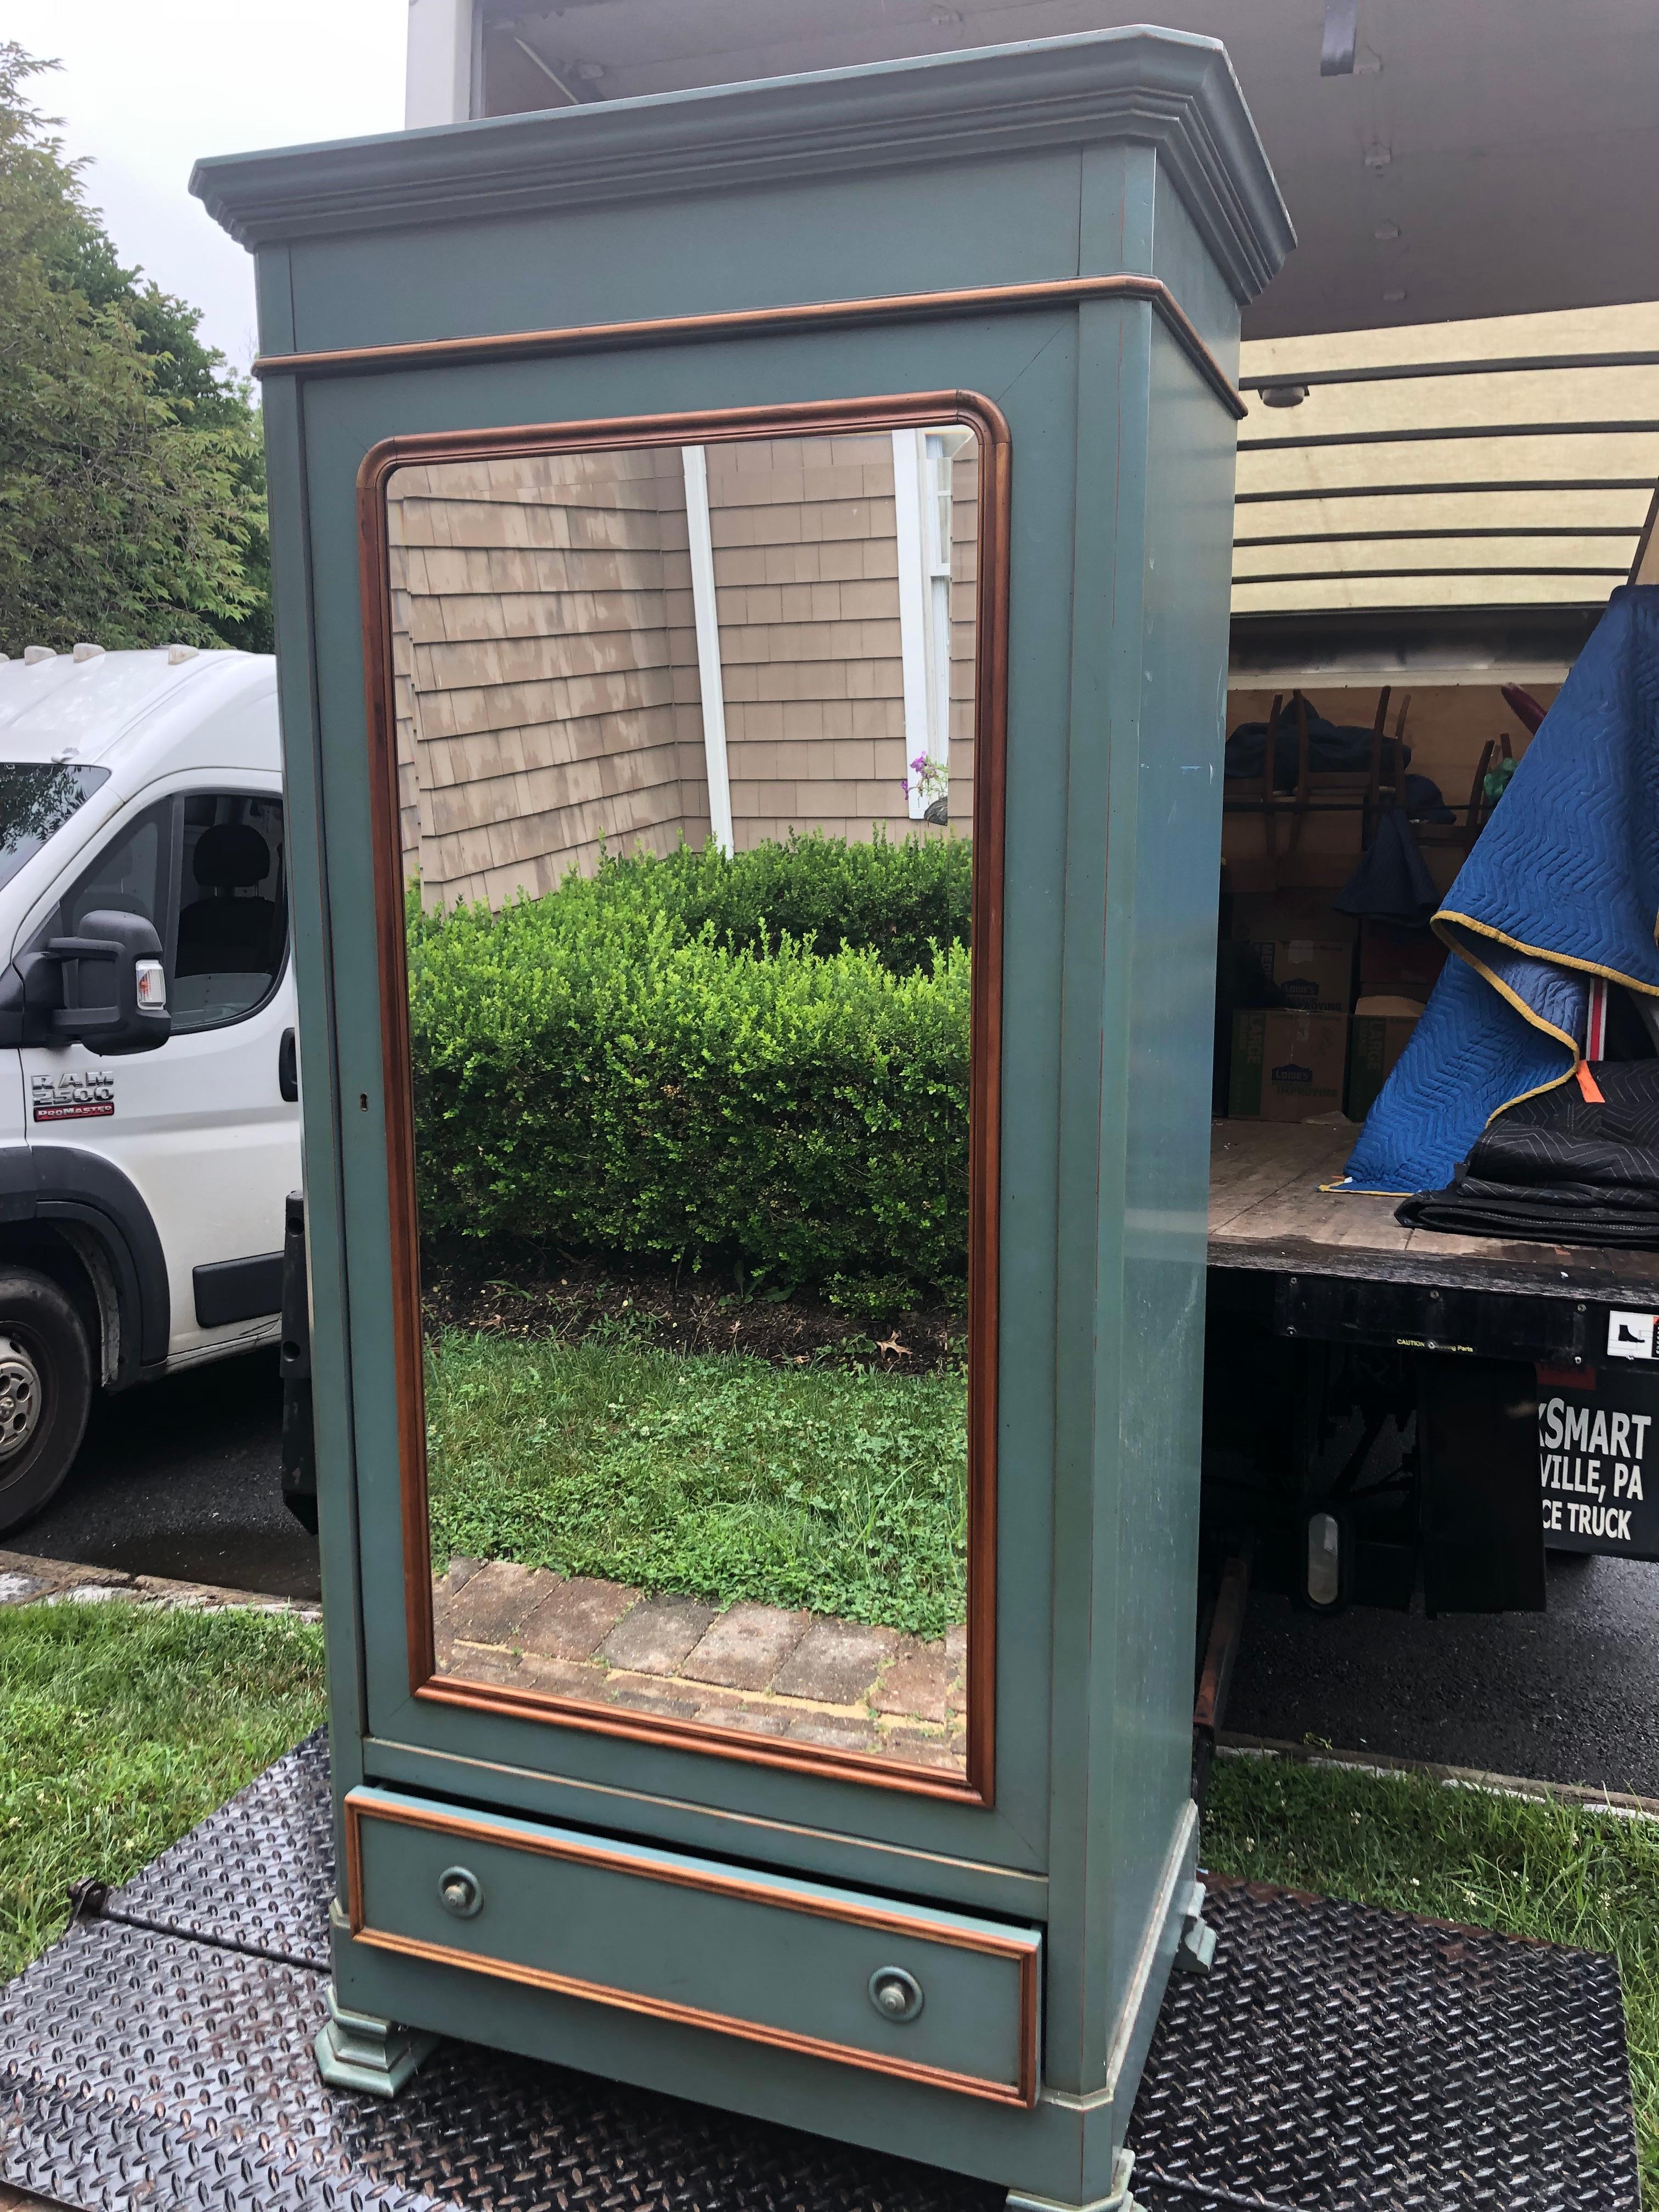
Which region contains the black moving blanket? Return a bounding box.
[1397,1060,1659,1246]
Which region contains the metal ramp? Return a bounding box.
[0,1736,1639,2212]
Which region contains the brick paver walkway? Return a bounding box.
[0,1547,320,1620]
[432,1559,967,1773]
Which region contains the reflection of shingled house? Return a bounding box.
[386,432,977,911]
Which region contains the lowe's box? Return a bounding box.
[1229,1009,1349,1121]
[1242,936,1353,1016]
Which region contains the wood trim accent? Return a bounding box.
[358,390,1008,1807]
[969,407,1008,1793]
[364,1734,1053,1910]
[262,273,1245,419]
[345,1790,1040,2106]
[358,441,434,1679]
[344,1790,1035,1953]
[353,1922,1037,2106]
[414,1674,970,1801]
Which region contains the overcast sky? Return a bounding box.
[10,0,408,375]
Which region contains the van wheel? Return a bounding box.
[0,1270,94,1536]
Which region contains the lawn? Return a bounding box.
[0,1601,325,1982]
[424,1329,969,1638]
[2,1606,1652,2206]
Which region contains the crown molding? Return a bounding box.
[191,29,1292,307]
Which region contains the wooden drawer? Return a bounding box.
[345,1787,1041,2104]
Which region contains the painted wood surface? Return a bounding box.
[201,29,1293,2205]
[347,1785,1041,2104]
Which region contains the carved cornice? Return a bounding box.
[191,29,1292,306]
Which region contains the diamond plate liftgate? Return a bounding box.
[0,1738,1639,2212]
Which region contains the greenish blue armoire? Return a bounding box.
[195,31,1289,2211]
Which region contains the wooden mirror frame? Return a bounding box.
[358,390,1009,1804]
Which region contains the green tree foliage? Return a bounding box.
[0,45,270,657]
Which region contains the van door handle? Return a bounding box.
[278,1028,298,1103]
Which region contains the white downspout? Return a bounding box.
[681,445,735,856]
[892,427,934,821]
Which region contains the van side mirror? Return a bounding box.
[21,909,171,1054]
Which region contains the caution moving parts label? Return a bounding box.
[1537,1365,1659,1559]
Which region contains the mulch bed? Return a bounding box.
[419,1248,965,1374]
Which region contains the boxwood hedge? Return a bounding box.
[410,835,972,1296]
[517,830,972,974]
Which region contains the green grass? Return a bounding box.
[0,1602,324,1982]
[1205,1752,1659,2207]
[425,1329,968,1637]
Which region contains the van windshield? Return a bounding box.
[0,764,111,895]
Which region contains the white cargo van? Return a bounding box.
[0,643,298,1533]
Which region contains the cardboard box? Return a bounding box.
[1242,936,1355,1016]
[1359,918,1446,992]
[1347,1004,1421,1122]
[1230,890,1358,946]
[1229,1009,1349,1121]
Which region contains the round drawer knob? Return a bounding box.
[868,1966,924,2023]
[438,1865,483,1919]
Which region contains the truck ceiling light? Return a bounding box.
[166,644,200,665]
[1260,383,1311,408]
[72,642,106,663]
[1321,0,1358,75]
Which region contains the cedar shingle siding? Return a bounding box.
[387,432,977,911]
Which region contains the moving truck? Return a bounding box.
[1206,383,1659,1617]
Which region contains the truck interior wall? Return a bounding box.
[1220,680,1553,898]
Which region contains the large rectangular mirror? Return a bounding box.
[364,400,1005,1796]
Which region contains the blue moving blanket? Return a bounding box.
[1339,585,1659,1195]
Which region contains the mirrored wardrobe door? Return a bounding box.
[366,403,1001,1796]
